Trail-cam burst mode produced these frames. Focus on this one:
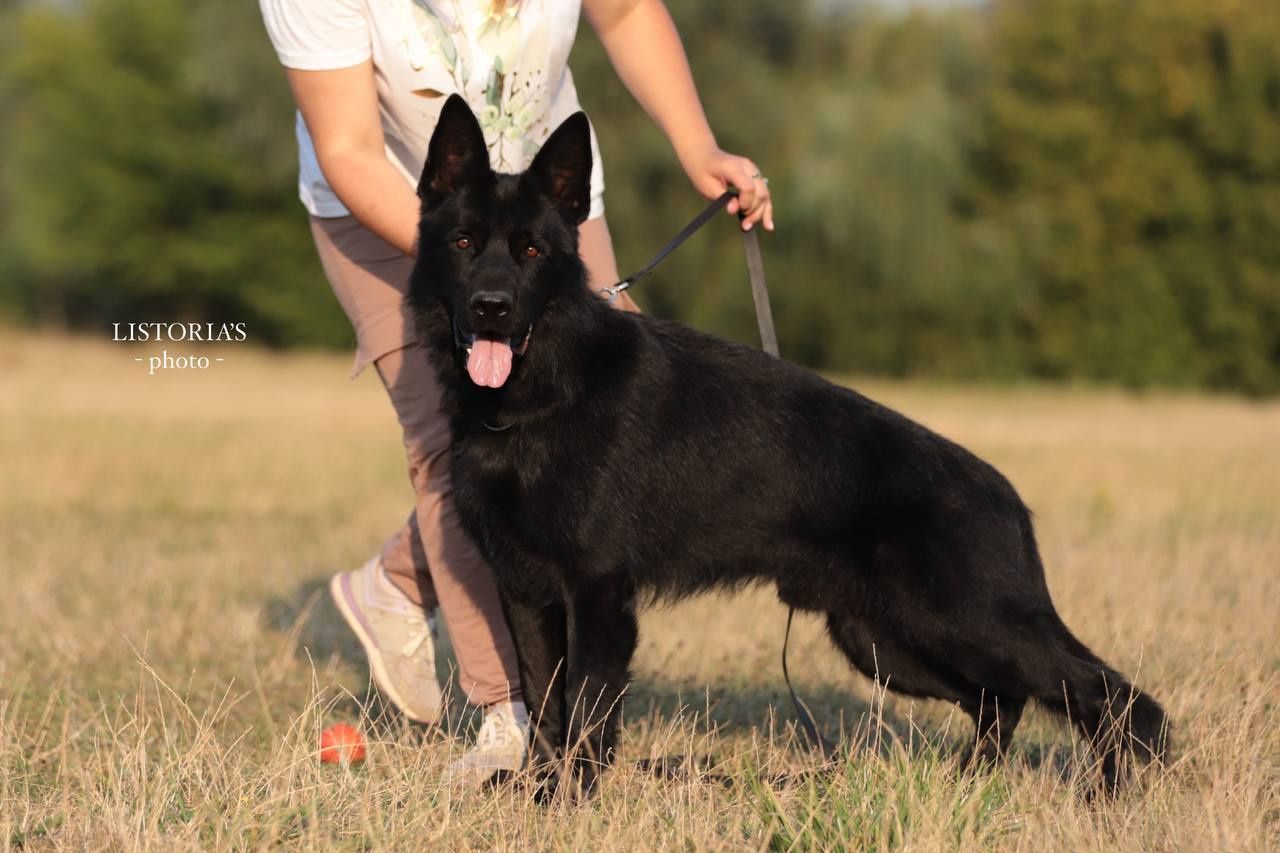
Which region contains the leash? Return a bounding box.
[601,189,781,359]
[599,189,740,302]
[607,188,835,761]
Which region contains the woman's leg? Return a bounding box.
[307,214,434,611]
[377,512,439,610]
[372,343,522,707]
[310,214,521,709]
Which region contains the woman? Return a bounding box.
[258,0,772,785]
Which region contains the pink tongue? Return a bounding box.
[466,339,514,388]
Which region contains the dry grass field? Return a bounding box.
[1,329,1277,851]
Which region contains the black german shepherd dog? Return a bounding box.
[409,96,1168,795]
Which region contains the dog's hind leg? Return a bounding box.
[1030,650,1169,793]
[824,611,956,695]
[823,610,977,720]
[825,610,1029,766]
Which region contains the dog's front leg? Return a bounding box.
[564,581,638,796]
[499,595,568,786]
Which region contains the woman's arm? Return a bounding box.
[584,0,774,231]
[285,62,422,255]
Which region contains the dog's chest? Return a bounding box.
[450,428,589,580]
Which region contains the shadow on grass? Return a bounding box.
[262,577,1077,778]
[263,578,363,669]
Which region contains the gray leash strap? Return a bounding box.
[600,190,739,301]
[782,607,836,760]
[739,222,835,761]
[741,226,779,358]
[610,190,836,762]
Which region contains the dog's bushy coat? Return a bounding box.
[409,96,1169,795]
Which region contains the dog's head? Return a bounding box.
[411,95,592,390]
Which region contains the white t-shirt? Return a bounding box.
[260,0,605,219]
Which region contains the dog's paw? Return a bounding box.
[568,756,602,799]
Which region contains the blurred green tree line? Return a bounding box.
[1,0,1277,393]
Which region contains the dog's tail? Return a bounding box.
[1124,686,1172,766]
[1018,513,1170,773]
[1037,629,1171,787]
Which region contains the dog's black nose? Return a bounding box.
[470,291,512,318]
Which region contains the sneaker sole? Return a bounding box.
[329,571,441,724]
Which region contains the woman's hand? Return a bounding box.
[681,144,774,232]
[585,0,776,232]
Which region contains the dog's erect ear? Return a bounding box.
[418,94,490,205]
[526,112,593,225]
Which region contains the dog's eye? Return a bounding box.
[454,236,472,251]
[523,243,541,259]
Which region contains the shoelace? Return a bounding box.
[476,713,518,750]
[399,621,431,658]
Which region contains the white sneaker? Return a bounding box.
[447,701,529,786]
[329,557,443,723]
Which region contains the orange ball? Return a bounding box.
[319,723,367,766]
